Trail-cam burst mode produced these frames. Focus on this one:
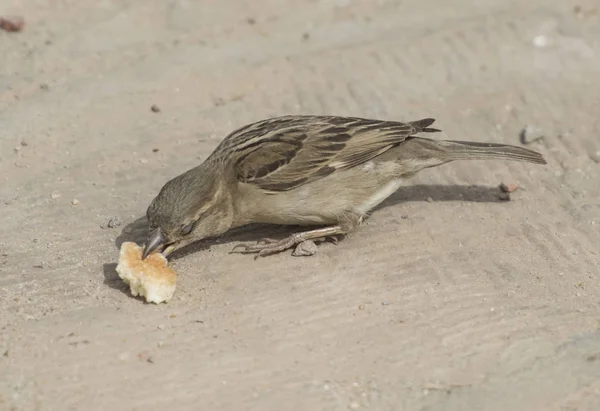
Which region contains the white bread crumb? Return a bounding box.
[116,242,177,304]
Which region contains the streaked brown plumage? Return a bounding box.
[143,115,546,259]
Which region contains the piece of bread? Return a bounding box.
[116,241,177,304]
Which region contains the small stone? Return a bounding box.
[20,140,28,146]
[426,196,434,203]
[532,35,549,48]
[39,84,49,91]
[150,104,161,113]
[152,148,159,153]
[71,199,80,205]
[381,301,389,306]
[0,16,25,32]
[520,125,545,145]
[499,182,520,193]
[358,304,365,310]
[107,217,122,228]
[14,146,21,152]
[246,17,256,25]
[50,192,61,199]
[137,351,153,363]
[302,32,310,41]
[157,324,166,330]
[292,240,318,256]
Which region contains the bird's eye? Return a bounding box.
[181,221,195,236]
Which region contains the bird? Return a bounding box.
[142,115,546,259]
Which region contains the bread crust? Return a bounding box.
[116,242,177,304]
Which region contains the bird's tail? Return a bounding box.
[438,139,547,164]
[407,137,547,165]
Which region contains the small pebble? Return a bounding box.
[381,301,389,306]
[71,199,80,205]
[499,182,520,193]
[246,17,256,25]
[157,324,166,330]
[152,148,159,153]
[139,158,148,164]
[0,16,25,32]
[292,240,318,256]
[20,141,28,147]
[106,217,122,228]
[50,192,61,199]
[532,35,549,48]
[520,125,545,145]
[137,351,153,363]
[150,104,161,113]
[426,196,434,203]
[39,84,49,91]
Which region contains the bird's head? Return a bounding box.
[142,165,234,259]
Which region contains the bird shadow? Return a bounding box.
[108,184,505,262]
[379,183,506,207]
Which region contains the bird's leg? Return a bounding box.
[231,211,363,259]
[231,225,346,259]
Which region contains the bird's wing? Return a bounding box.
[220,115,439,193]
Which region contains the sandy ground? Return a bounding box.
[1,0,600,410]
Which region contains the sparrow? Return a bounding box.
[142,115,546,259]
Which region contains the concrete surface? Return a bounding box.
[1,0,599,410]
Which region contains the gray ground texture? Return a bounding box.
[1,1,600,410]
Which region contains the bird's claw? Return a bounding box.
[326,236,339,245]
[256,238,279,245]
[230,235,301,259]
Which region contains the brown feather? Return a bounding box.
[212,115,438,192]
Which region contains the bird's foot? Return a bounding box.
[231,233,306,259]
[230,225,344,259]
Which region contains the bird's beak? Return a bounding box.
[142,229,167,260]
